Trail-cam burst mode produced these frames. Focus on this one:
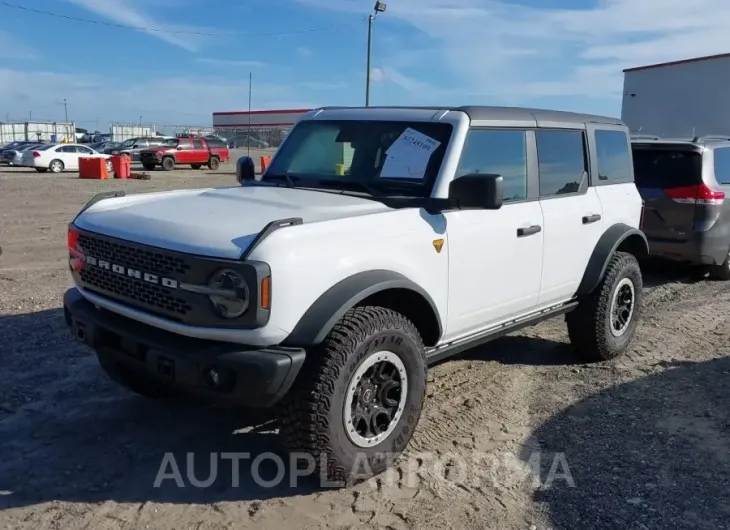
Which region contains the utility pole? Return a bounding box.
[139,115,142,126]
[63,98,68,123]
[365,1,387,107]
[247,71,252,157]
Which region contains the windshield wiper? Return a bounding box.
[314,179,385,197]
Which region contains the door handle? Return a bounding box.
[517,225,542,237]
[582,214,601,224]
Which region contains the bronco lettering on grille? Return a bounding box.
[84,255,179,289]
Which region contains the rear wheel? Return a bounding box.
[49,159,64,173]
[567,251,643,362]
[709,249,730,280]
[208,157,220,170]
[279,306,427,485]
[161,156,175,171]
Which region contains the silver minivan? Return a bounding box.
[631,135,730,279]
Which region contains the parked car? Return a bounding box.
[90,141,119,152]
[104,137,167,161]
[63,105,647,483]
[0,141,40,160]
[22,143,112,174]
[139,136,230,170]
[2,143,43,166]
[631,135,730,279]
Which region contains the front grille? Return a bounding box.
[79,267,192,316]
[78,234,190,275]
[77,233,193,318]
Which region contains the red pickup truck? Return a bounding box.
[139,137,230,171]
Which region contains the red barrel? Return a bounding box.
[111,155,131,179]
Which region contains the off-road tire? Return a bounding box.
[97,352,175,399]
[709,249,730,281]
[190,164,202,169]
[566,251,643,362]
[161,156,175,171]
[49,159,64,173]
[208,157,220,170]
[279,306,427,486]
[142,162,156,171]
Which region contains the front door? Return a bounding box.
[443,128,544,340]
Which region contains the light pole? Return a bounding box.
[63,98,68,123]
[365,1,387,107]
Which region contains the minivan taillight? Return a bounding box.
[32,151,41,158]
[665,183,725,205]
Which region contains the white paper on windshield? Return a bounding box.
[380,128,441,180]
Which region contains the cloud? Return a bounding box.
[0,31,37,60]
[295,0,730,108]
[0,68,333,127]
[64,0,212,52]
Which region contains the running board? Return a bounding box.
[425,301,579,365]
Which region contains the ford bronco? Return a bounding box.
[63,105,648,483]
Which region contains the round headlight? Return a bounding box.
[208,269,249,318]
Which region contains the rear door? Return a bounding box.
[631,144,704,242]
[192,138,207,163]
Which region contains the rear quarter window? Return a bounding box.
[713,147,730,184]
[595,129,632,184]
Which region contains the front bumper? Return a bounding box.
[63,288,305,407]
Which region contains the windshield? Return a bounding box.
[264,119,453,197]
[35,144,54,151]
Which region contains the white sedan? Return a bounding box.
[22,143,113,174]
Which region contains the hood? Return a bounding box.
[73,185,393,259]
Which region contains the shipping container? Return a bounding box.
[0,121,75,144]
[111,124,156,142]
[622,53,730,138]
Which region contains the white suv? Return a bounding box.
[63,105,647,483]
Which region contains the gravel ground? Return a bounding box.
[1,166,728,530]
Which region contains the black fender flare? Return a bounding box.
[577,223,649,296]
[283,270,442,346]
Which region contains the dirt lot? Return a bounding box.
[1,165,729,530]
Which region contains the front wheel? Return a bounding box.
[566,251,643,362]
[208,157,220,170]
[161,157,175,171]
[279,306,427,485]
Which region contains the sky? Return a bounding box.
[1,0,729,131]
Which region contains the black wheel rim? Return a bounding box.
[344,351,407,448]
[610,278,635,336]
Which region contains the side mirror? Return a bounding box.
[448,173,503,209]
[236,156,256,184]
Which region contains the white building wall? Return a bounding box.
[621,54,730,138]
[213,109,310,128]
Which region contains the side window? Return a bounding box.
[193,139,204,149]
[455,129,527,202]
[78,146,93,154]
[134,139,148,148]
[59,146,75,153]
[536,130,587,197]
[595,129,632,183]
[714,148,730,184]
